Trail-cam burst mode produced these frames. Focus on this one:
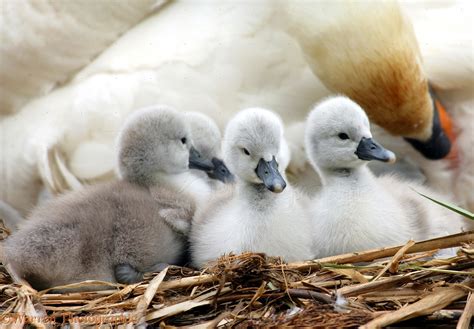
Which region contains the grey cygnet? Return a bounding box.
[3,106,211,291]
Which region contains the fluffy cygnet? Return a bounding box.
[305,96,468,258]
[185,111,234,185]
[118,107,216,207]
[3,106,211,291]
[190,108,313,268]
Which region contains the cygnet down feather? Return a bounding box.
[190,108,313,268]
[305,96,469,258]
[2,106,212,291]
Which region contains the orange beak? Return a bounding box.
[405,86,458,163]
[435,98,459,167]
[436,99,455,144]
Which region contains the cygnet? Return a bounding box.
[185,111,234,185]
[3,106,212,291]
[190,108,313,268]
[305,96,468,258]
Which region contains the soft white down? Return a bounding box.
[305,96,469,258]
[190,108,313,267]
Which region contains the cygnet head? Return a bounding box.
[186,112,234,183]
[305,96,396,172]
[117,106,211,186]
[223,108,287,193]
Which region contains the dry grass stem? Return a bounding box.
[456,292,473,329]
[0,229,472,327]
[361,279,474,329]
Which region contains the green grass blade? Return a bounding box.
[414,189,474,220]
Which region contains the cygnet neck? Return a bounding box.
[237,180,281,212]
[318,164,374,186]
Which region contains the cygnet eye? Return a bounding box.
[338,133,350,140]
[242,148,250,156]
[181,137,187,144]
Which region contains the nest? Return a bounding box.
[0,226,473,328]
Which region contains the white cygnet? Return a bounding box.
[190,108,313,268]
[305,96,468,258]
[3,106,212,291]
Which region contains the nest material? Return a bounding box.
[0,227,473,328]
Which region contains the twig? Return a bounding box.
[326,267,369,283]
[286,289,333,304]
[389,240,416,273]
[338,271,429,297]
[145,287,232,322]
[457,292,473,329]
[288,231,474,270]
[132,273,218,295]
[215,292,283,303]
[321,264,381,270]
[405,266,474,276]
[74,282,140,311]
[361,279,474,328]
[136,268,168,325]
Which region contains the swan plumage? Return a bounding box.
[1,1,472,218]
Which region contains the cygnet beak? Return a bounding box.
[255,156,287,193]
[189,147,214,172]
[207,157,235,183]
[355,137,396,163]
[404,87,452,160]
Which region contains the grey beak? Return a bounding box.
[189,147,214,171]
[207,157,235,183]
[355,137,396,163]
[255,156,286,193]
